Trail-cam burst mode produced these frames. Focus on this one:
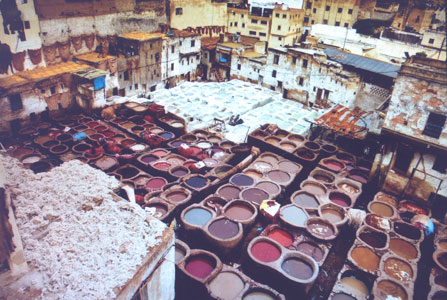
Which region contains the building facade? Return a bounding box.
[303,0,360,28]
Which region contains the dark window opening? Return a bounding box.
[338,8,343,13]
[292,57,297,64]
[249,31,256,35]
[303,59,308,68]
[326,5,330,11]
[171,63,174,71]
[278,25,281,30]
[113,87,118,95]
[313,8,316,13]
[273,54,279,65]
[237,64,241,70]
[261,20,267,25]
[433,154,447,174]
[24,21,30,29]
[348,9,353,14]
[335,21,340,26]
[9,94,23,111]
[124,71,129,81]
[259,32,266,36]
[344,23,349,27]
[150,85,156,92]
[423,112,446,139]
[299,77,304,86]
[393,144,414,174]
[175,7,183,15]
[251,19,258,24]
[171,45,175,53]
[135,84,138,90]
[323,19,328,24]
[50,86,56,94]
[191,40,195,47]
[429,38,435,44]
[272,70,277,78]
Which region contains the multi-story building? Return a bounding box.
[227,1,304,48]
[303,0,360,28]
[377,55,447,208]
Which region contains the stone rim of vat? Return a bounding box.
[318,203,348,228]
[367,200,397,219]
[372,277,411,300]
[356,225,390,251]
[305,217,339,241]
[174,239,191,265]
[179,249,222,284]
[180,204,216,231]
[331,268,373,300]
[433,250,447,273]
[223,199,258,225]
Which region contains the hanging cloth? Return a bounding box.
[28,48,42,65]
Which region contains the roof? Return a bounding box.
[201,37,219,50]
[240,51,265,59]
[218,42,245,49]
[119,32,165,41]
[314,105,371,139]
[170,29,199,38]
[323,47,401,78]
[19,62,90,81]
[75,52,116,63]
[0,75,27,90]
[72,68,108,80]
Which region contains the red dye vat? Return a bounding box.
[146,178,166,191]
[401,203,427,215]
[324,160,343,171]
[86,121,100,128]
[102,130,116,138]
[95,125,108,132]
[178,145,201,157]
[251,241,281,262]
[185,255,215,279]
[154,162,171,170]
[152,150,169,157]
[268,229,293,247]
[121,139,136,147]
[329,192,350,207]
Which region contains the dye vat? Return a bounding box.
[349,169,368,184]
[399,202,428,215]
[208,218,240,240]
[152,149,169,157]
[288,134,305,142]
[434,251,447,272]
[394,222,421,241]
[214,165,232,177]
[244,169,263,179]
[280,142,297,151]
[253,160,274,172]
[30,161,51,173]
[267,228,293,247]
[292,191,319,208]
[21,154,41,165]
[146,203,168,219]
[295,148,316,160]
[322,159,345,172]
[358,230,388,249]
[230,174,255,187]
[94,156,118,171]
[278,161,301,174]
[351,247,380,272]
[243,289,277,300]
[365,214,391,232]
[383,257,413,282]
[319,204,346,225]
[116,166,139,179]
[281,258,314,280]
[331,293,356,300]
[311,170,335,184]
[209,271,245,300]
[265,136,281,145]
[301,181,327,196]
[267,170,291,184]
[145,177,167,192]
[369,202,394,218]
[185,176,208,190]
[170,166,189,178]
[224,202,255,222]
[337,182,360,194]
[165,190,189,204]
[256,181,281,197]
[329,192,351,207]
[432,291,447,300]
[218,185,242,201]
[140,154,158,164]
[375,280,407,300]
[153,161,171,171]
[296,242,324,262]
[389,238,418,260]
[280,205,308,227]
[185,254,216,279]
[339,274,369,298]
[250,240,281,263]
[160,131,175,140]
[183,207,213,227]
[306,218,337,240]
[241,188,269,205]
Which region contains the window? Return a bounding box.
[261,20,267,25]
[278,25,281,30]
[344,23,349,28]
[191,40,195,47]
[273,55,279,65]
[171,63,174,71]
[50,86,56,94]
[150,43,152,49]
[272,70,277,78]
[338,8,342,13]
[135,83,138,90]
[241,14,244,18]
[416,16,420,23]
[251,19,258,24]
[422,112,446,139]
[326,6,330,11]
[124,71,129,81]
[24,21,30,29]
[275,13,280,17]
[311,20,315,24]
[429,38,435,44]
[433,154,447,174]
[299,77,304,86]
[292,57,297,64]
[249,31,256,35]
[175,7,183,15]
[232,11,235,16]
[348,9,353,14]
[230,22,233,27]
[278,37,282,41]
[313,8,316,13]
[282,14,286,19]
[306,2,311,9]
[323,19,328,24]
[204,53,208,59]
[304,17,309,24]
[335,21,340,26]
[237,64,241,70]
[9,94,22,111]
[259,32,266,37]
[242,23,245,28]
[393,144,414,174]
[303,59,308,68]
[171,45,175,53]
[234,22,238,26]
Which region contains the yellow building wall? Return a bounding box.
[305,0,359,28]
[170,0,227,36]
[269,8,303,47]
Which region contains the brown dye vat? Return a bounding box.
[256,181,281,197]
[365,214,391,232]
[321,144,337,155]
[83,129,96,136]
[12,147,34,158]
[295,148,316,160]
[336,152,355,164]
[166,155,186,166]
[253,161,273,173]
[116,166,139,179]
[311,170,335,184]
[434,251,447,272]
[241,188,269,205]
[208,135,222,143]
[277,160,301,174]
[265,136,281,145]
[102,130,116,138]
[170,166,189,178]
[220,141,236,150]
[131,126,144,134]
[74,124,88,131]
[165,190,189,204]
[358,231,387,249]
[95,125,108,132]
[393,222,421,241]
[292,191,319,208]
[134,176,151,188]
[304,141,320,152]
[288,134,305,142]
[252,129,268,138]
[375,280,407,300]
[94,156,118,171]
[224,201,255,222]
[348,168,369,184]
[306,218,337,240]
[369,202,394,218]
[129,116,145,125]
[181,134,197,142]
[439,239,447,251]
[383,257,413,282]
[259,153,279,163]
[267,170,291,184]
[72,143,90,154]
[121,122,136,130]
[319,204,346,225]
[208,218,240,240]
[375,193,398,208]
[329,192,351,207]
[432,291,447,300]
[86,121,100,128]
[280,141,297,151]
[50,144,69,155]
[218,185,242,201]
[322,158,345,172]
[89,133,104,142]
[301,181,326,196]
[34,135,53,145]
[296,242,324,262]
[121,138,136,147]
[389,239,418,260]
[337,182,360,194]
[274,129,288,138]
[351,247,380,272]
[434,273,447,288]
